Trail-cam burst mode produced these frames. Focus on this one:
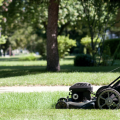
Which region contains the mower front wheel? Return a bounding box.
[56,101,68,109]
[57,97,67,102]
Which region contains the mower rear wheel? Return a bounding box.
[97,88,120,109]
[96,86,108,97]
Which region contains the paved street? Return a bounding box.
[0,85,101,93]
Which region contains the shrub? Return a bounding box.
[81,36,100,54]
[81,35,101,45]
[19,54,38,61]
[104,38,120,56]
[74,54,94,66]
[73,48,80,54]
[35,39,46,57]
[115,53,120,59]
[57,35,76,58]
[101,45,111,66]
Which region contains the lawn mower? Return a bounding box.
[56,76,120,109]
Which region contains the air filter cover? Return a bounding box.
[69,82,93,92]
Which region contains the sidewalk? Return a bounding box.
[0,85,101,93]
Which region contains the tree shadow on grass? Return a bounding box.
[0,65,120,78]
[0,66,46,78]
[60,65,120,72]
[0,57,20,61]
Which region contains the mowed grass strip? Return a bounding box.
[0,92,120,120]
[2,109,120,120]
[0,56,119,86]
[0,72,119,86]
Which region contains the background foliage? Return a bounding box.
[58,35,76,58]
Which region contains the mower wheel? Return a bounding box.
[96,86,108,97]
[56,101,68,109]
[97,88,120,109]
[57,97,67,102]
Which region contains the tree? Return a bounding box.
[10,25,46,56]
[1,0,80,71]
[0,0,60,71]
[47,0,60,71]
[1,38,9,56]
[1,0,120,70]
[78,0,120,64]
[0,35,7,55]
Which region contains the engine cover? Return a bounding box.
[69,82,93,92]
[69,82,93,102]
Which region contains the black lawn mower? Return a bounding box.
[56,76,120,109]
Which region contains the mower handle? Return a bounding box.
[108,76,120,87]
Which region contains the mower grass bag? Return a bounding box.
[56,76,120,109]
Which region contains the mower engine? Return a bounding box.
[70,82,92,102]
[56,82,95,109]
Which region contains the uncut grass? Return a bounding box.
[1,92,120,120]
[0,92,67,110]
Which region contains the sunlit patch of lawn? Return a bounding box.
[0,72,119,86]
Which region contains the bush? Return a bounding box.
[101,45,111,66]
[19,54,38,61]
[81,35,100,45]
[35,39,46,57]
[74,54,94,66]
[104,38,120,56]
[58,35,76,58]
[115,53,120,59]
[73,48,80,54]
[81,36,100,54]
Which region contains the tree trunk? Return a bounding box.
[47,0,60,71]
[0,45,1,56]
[3,49,5,56]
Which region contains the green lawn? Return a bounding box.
[1,92,120,120]
[2,109,120,120]
[0,56,120,86]
[0,56,120,119]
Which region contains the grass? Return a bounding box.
[0,72,120,86]
[2,109,120,120]
[0,56,120,119]
[0,92,66,109]
[1,92,120,120]
[0,56,120,86]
